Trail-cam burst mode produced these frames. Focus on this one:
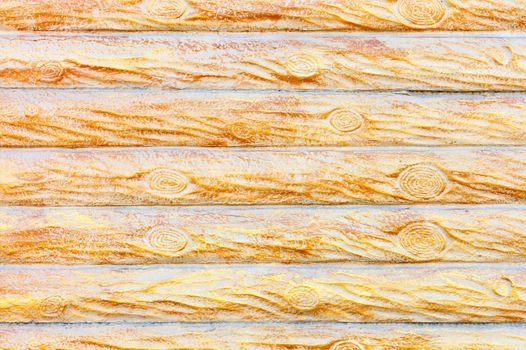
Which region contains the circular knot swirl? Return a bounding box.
[396,0,447,28]
[492,277,513,297]
[146,0,188,18]
[491,46,513,66]
[24,105,41,118]
[37,61,65,83]
[329,108,364,133]
[286,285,319,311]
[399,222,447,260]
[285,53,320,79]
[146,226,189,254]
[398,164,448,200]
[330,340,365,350]
[147,168,189,197]
[227,121,257,142]
[39,296,66,318]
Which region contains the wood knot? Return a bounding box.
[491,46,514,66]
[146,226,189,255]
[492,277,514,297]
[38,296,66,318]
[24,105,41,118]
[227,121,257,142]
[147,168,189,198]
[286,285,319,311]
[398,164,448,200]
[146,0,188,18]
[398,222,448,261]
[285,53,320,79]
[396,0,447,28]
[330,340,365,350]
[36,61,65,83]
[328,108,363,133]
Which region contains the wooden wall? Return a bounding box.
[1,1,526,348]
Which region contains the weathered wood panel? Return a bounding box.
[1,264,525,323]
[1,148,526,206]
[2,205,526,264]
[2,90,526,147]
[0,0,525,32]
[1,323,526,349]
[2,34,526,91]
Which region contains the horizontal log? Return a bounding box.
[2,90,526,147]
[2,206,526,264]
[1,323,526,349]
[1,34,526,91]
[1,148,526,206]
[0,0,524,32]
[1,264,526,322]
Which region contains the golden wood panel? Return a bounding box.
[1,323,525,349]
[1,264,526,323]
[1,148,526,206]
[0,0,525,32]
[1,206,526,264]
[1,33,526,91]
[2,90,526,147]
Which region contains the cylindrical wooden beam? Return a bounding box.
[1,264,525,323]
[1,323,525,349]
[1,34,526,90]
[0,0,525,32]
[1,90,526,147]
[0,147,526,206]
[1,205,526,264]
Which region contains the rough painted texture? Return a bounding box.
[1,323,526,349]
[1,264,526,323]
[1,147,526,206]
[1,205,526,264]
[1,1,526,343]
[2,34,526,91]
[0,0,525,32]
[2,90,526,147]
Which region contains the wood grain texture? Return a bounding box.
[2,33,526,91]
[1,323,526,349]
[1,0,525,32]
[2,90,526,147]
[1,264,526,323]
[2,205,526,264]
[1,147,526,206]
